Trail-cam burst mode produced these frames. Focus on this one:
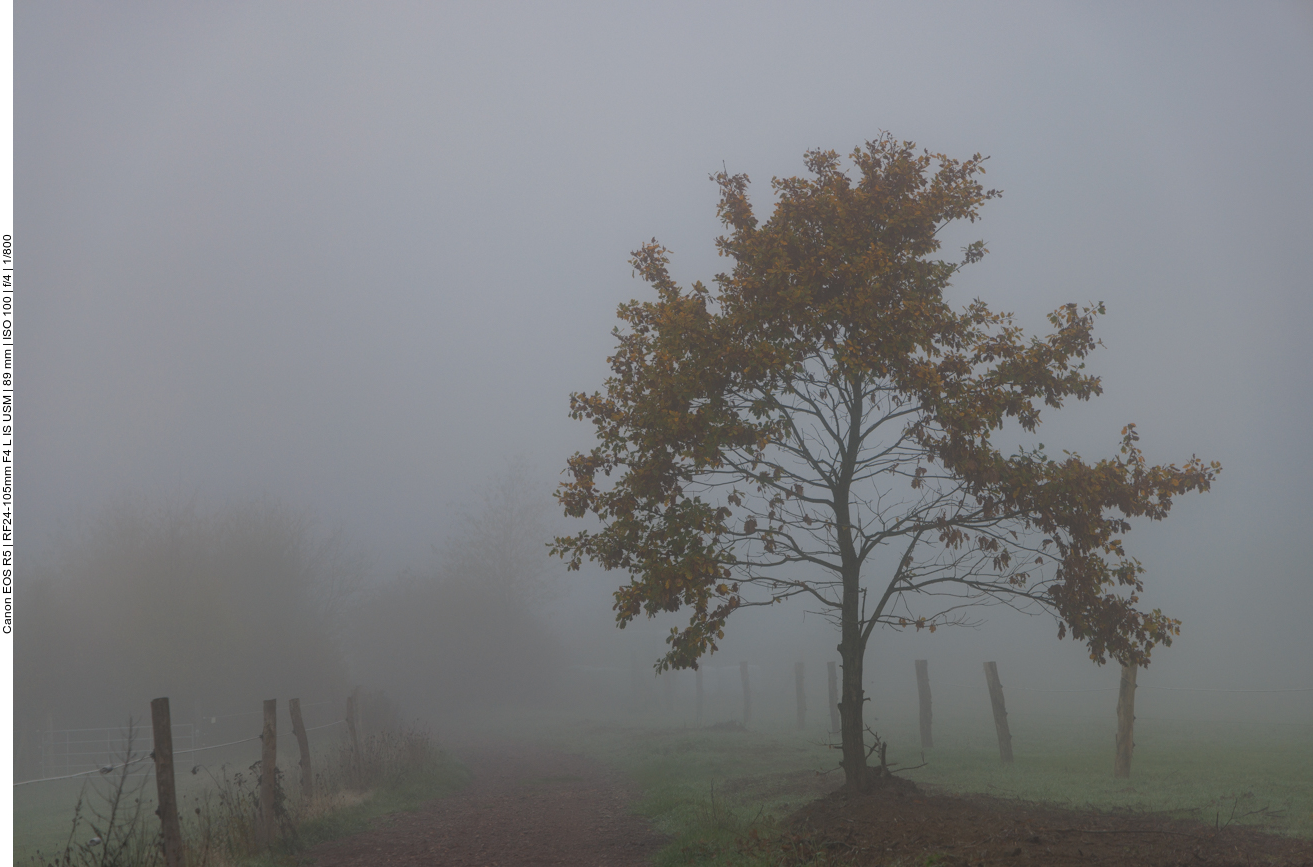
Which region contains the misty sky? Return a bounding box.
[19,3,1313,693]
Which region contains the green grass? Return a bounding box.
[14,737,305,863]
[222,748,471,867]
[526,718,843,866]
[520,709,1313,866]
[15,735,471,867]
[14,777,92,864]
[287,747,470,851]
[890,715,1313,837]
[24,709,1305,867]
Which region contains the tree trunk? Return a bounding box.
[1114,663,1137,778]
[836,383,870,790]
[837,587,869,789]
[837,639,868,788]
[826,661,840,734]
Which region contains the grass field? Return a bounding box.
[889,715,1313,837]
[15,737,310,863]
[522,708,1313,865]
[17,707,1310,865]
[14,731,470,866]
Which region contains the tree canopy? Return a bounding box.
[554,135,1220,788]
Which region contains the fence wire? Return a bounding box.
[16,709,348,787]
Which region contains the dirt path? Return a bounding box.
[779,776,1313,866]
[302,741,667,866]
[302,738,1313,866]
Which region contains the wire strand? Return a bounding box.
[14,754,154,788]
[18,707,348,786]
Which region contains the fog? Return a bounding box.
[17,3,1313,761]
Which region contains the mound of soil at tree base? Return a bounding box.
[302,741,667,866]
[763,773,1313,866]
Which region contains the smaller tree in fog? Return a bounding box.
[554,136,1220,791]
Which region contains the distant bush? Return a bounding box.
[349,466,563,712]
[16,498,360,771]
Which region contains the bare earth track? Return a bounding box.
[776,775,1313,866]
[303,741,667,866]
[304,742,1313,866]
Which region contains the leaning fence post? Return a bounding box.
[915,659,934,750]
[695,666,704,727]
[827,661,841,734]
[982,661,1013,763]
[289,698,314,805]
[739,661,752,727]
[345,692,361,783]
[150,697,183,867]
[794,662,807,729]
[1114,663,1138,778]
[259,699,277,847]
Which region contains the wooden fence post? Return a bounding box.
[1114,663,1138,778]
[289,698,314,806]
[150,697,183,867]
[345,692,361,783]
[982,661,1013,763]
[827,661,841,734]
[739,661,751,727]
[259,699,277,848]
[915,659,933,750]
[695,666,704,727]
[794,662,807,729]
